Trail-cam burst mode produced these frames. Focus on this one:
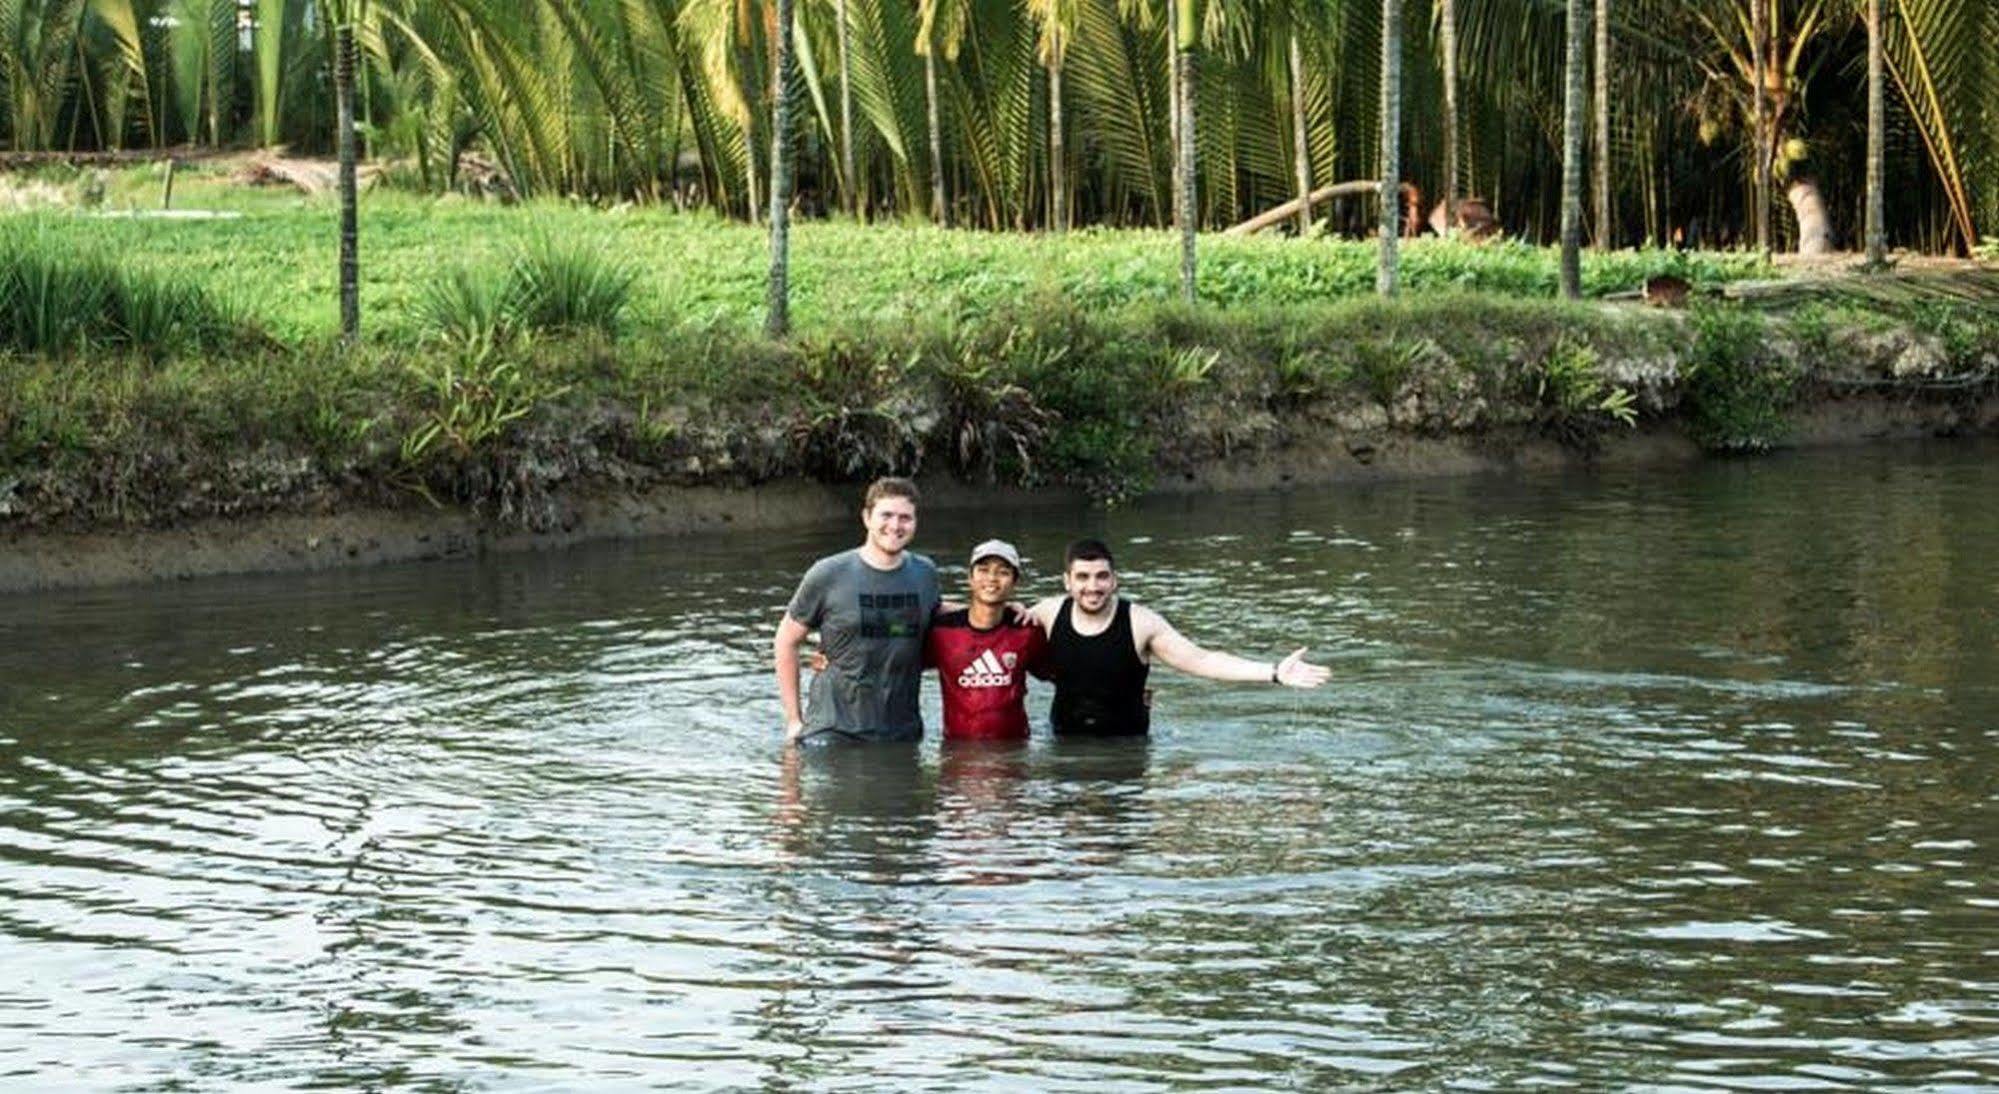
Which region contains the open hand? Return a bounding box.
[1275,648,1331,689]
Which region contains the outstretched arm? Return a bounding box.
[1142,608,1331,688]
[773,615,812,741]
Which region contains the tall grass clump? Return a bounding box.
[0,223,242,356]
[507,231,638,336]
[420,229,638,343]
[419,265,512,345]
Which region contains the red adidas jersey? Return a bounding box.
[924,610,1048,740]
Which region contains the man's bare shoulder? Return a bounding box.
[1126,601,1182,645]
[1029,595,1064,627]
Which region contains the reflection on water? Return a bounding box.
[2,440,1996,1088]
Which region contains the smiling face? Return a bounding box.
[862,495,917,558]
[1064,557,1118,614]
[968,557,1019,606]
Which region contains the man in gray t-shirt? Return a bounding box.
[773,477,942,743]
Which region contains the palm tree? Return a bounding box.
[835,0,858,216]
[1026,0,1075,231]
[1748,0,1771,256]
[767,0,797,336]
[1377,0,1400,297]
[916,0,968,224]
[1438,0,1458,237]
[1177,0,1199,298]
[1592,0,1610,249]
[1560,0,1585,298]
[329,0,364,344]
[1288,25,1312,236]
[1863,0,1885,267]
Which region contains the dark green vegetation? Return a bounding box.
[2,237,1993,529]
[2,0,1993,254]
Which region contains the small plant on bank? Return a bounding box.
[1351,338,1426,407]
[1685,304,1797,452]
[925,331,1055,484]
[1530,334,1639,447]
[402,339,569,464]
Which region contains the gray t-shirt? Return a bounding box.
[786,548,941,741]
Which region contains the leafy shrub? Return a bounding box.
[1527,334,1638,447]
[1684,305,1795,452]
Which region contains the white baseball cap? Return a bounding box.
[968,539,1023,573]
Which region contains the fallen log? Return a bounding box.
[1225,181,1380,236]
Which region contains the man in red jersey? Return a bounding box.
[924,539,1047,741]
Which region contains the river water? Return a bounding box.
[2,442,1996,1090]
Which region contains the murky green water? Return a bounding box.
[3,442,1996,1090]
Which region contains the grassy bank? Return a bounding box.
[3,286,1995,532]
[3,173,1995,532]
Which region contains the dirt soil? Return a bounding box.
[3,393,1991,596]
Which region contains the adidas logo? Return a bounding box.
[956,649,1013,689]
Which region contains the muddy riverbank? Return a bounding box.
[4,386,1991,594]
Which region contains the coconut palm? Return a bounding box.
[2,0,88,151]
[1437,0,1458,236]
[1026,0,1077,230]
[1177,0,1197,296]
[326,0,365,342]
[1591,0,1609,248]
[1377,0,1399,296]
[1559,0,1584,298]
[1863,0,1883,266]
[767,0,797,336]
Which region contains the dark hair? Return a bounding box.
[1064,538,1115,571]
[862,476,919,513]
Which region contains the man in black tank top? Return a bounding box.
[1029,539,1331,737]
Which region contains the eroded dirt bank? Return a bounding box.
[4,391,1991,595]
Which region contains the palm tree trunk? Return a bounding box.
[1750,0,1769,256]
[1592,0,1610,249]
[1049,54,1067,232]
[1440,0,1459,237]
[925,43,946,225]
[836,0,857,218]
[335,21,359,344]
[1176,0,1197,301]
[766,0,796,338]
[1559,0,1585,299]
[1377,0,1401,296]
[1288,30,1312,237]
[1864,0,1885,267]
[1168,0,1181,230]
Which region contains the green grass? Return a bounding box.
[2,165,1774,347]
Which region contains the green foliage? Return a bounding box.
[1528,335,1639,446]
[1351,339,1424,407]
[402,340,568,464]
[1905,300,1995,370]
[0,221,245,356]
[419,265,512,346]
[505,231,639,337]
[1685,305,1797,453]
[12,199,1789,346]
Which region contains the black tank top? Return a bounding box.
[1047,598,1150,737]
